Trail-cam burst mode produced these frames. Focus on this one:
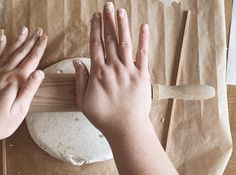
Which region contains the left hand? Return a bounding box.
[73,3,151,136]
[0,27,48,139]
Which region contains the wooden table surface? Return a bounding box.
[224,0,236,174]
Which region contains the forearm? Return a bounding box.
[79,2,178,174]
[104,118,178,175]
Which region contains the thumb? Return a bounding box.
[12,70,44,115]
[73,59,89,110]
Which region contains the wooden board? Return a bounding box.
[224,0,236,174]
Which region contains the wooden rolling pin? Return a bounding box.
[29,73,216,113]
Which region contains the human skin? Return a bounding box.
[0,27,47,139]
[0,2,178,175]
[73,2,179,175]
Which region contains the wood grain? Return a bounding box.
[30,73,78,113]
[29,73,216,113]
[225,86,236,174]
[224,0,236,174]
[1,140,7,175]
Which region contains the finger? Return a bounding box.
[12,70,44,114]
[90,12,105,67]
[103,2,119,64]
[0,29,7,57]
[5,27,43,71]
[1,27,28,65]
[117,8,133,67]
[7,27,28,56]
[18,34,48,77]
[135,24,149,72]
[0,84,18,111]
[73,59,89,110]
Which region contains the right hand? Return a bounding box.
[73,2,151,136]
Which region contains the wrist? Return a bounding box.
[101,115,154,144]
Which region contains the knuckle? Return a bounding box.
[5,74,18,85]
[27,52,40,61]
[117,73,127,83]
[130,73,139,83]
[139,47,148,56]
[24,76,38,93]
[31,73,41,84]
[15,47,26,55]
[92,66,104,80]
[24,84,34,94]
[114,65,128,81]
[14,70,28,80]
[119,41,130,49]
[90,39,102,48]
[114,64,125,75]
[139,33,146,41]
[32,49,42,57]
[100,65,109,77]
[27,54,36,60]
[105,34,116,42]
[16,35,25,43]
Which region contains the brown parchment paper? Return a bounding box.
[0,0,232,175]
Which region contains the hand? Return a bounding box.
[0,27,48,139]
[73,2,151,136]
[74,4,178,175]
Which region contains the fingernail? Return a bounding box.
[34,70,45,80]
[142,24,149,32]
[20,26,28,35]
[39,34,47,41]
[0,29,5,42]
[33,27,43,38]
[104,2,113,13]
[73,59,83,69]
[118,8,126,18]
[93,12,101,22]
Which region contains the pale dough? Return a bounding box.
[26,58,113,166]
[158,0,181,5]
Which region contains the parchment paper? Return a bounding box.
[227,0,236,85]
[0,0,232,175]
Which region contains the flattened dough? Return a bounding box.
[26,58,113,166]
[158,0,181,5]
